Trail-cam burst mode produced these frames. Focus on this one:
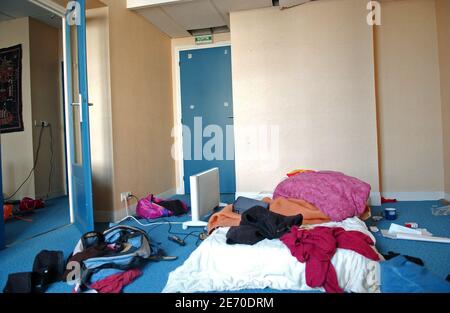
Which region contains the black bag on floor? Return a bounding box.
[3,272,44,293]
[158,200,188,216]
[3,250,65,293]
[33,250,65,285]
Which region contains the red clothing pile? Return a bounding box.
[90,269,142,293]
[280,226,380,293]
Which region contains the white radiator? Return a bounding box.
[182,167,220,230]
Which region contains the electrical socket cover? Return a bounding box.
[120,192,131,202]
[34,120,49,127]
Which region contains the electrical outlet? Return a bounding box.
[120,192,131,202]
[34,120,50,127]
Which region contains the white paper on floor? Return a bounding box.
[381,223,450,243]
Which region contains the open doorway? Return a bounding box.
[0,0,69,246]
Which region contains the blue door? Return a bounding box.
[180,46,236,194]
[64,0,94,233]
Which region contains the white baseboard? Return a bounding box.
[94,202,137,223]
[369,192,381,206]
[94,210,114,223]
[381,192,445,201]
[236,191,381,206]
[233,191,444,208]
[36,189,67,200]
[114,202,137,222]
[235,192,273,201]
[444,193,450,202]
[237,191,382,206]
[156,188,177,199]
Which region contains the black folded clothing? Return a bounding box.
[382,251,424,267]
[226,206,303,245]
[158,200,186,216]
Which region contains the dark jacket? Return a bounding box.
[226,206,303,245]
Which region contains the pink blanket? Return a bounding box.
[273,171,371,221]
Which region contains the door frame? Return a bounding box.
[173,41,232,195]
[61,13,75,223]
[28,0,79,224]
[0,1,73,249]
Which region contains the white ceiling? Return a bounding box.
[128,0,316,38]
[0,0,62,28]
[128,0,275,38]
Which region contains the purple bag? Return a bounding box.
[136,194,171,219]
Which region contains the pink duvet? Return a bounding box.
[273,171,371,222]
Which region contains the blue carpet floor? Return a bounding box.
[4,197,70,246]
[0,224,82,290]
[367,201,450,279]
[0,196,449,293]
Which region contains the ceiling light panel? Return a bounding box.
[161,0,226,30]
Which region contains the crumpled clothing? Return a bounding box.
[89,268,142,293]
[208,197,329,234]
[281,226,380,293]
[226,206,303,245]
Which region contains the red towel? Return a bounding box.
[280,227,380,293]
[90,269,142,293]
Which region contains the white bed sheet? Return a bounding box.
[163,217,381,293]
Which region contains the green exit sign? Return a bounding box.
[195,34,213,45]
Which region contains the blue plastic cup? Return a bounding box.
[384,207,397,220]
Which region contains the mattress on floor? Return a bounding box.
[163,216,381,293]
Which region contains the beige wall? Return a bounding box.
[230,0,380,200]
[85,7,115,219]
[171,32,230,193]
[375,0,444,199]
[435,0,450,199]
[29,18,66,199]
[0,18,35,200]
[101,0,175,217]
